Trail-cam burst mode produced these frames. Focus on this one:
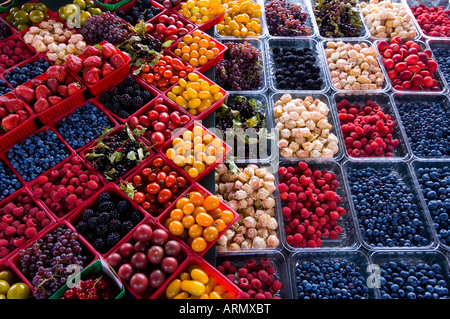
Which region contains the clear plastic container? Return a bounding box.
[342,159,437,251]
[214,0,270,40]
[358,0,420,41]
[409,158,450,251]
[390,92,450,159]
[265,37,330,94]
[269,91,345,163]
[214,161,284,254]
[289,250,376,299]
[369,250,450,299]
[320,39,391,94]
[275,160,361,252]
[374,39,448,95]
[331,92,411,161]
[263,0,318,39]
[213,38,268,94]
[310,0,371,41]
[426,39,450,93]
[404,0,450,41]
[217,93,277,163]
[216,250,292,299]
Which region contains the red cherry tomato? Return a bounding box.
[134,192,146,204]
[156,172,167,184]
[132,175,143,185]
[147,173,157,183]
[154,104,169,113]
[176,176,188,188]
[165,174,176,187]
[142,201,151,210]
[142,168,152,176]
[157,189,172,203]
[171,58,185,72]
[147,182,161,195]
[158,78,169,89]
[159,112,170,124]
[152,157,164,168]
[162,165,172,174]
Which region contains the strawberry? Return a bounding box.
[1,114,19,131]
[30,78,44,88]
[110,54,126,69]
[4,98,24,112]
[84,55,102,68]
[0,95,10,106]
[48,96,63,106]
[46,77,60,94]
[34,98,50,113]
[83,67,101,84]
[36,85,52,100]
[0,107,7,118]
[57,85,69,99]
[66,54,84,74]
[101,42,117,59]
[15,85,35,104]
[46,65,69,83]
[101,62,115,77]
[16,109,28,123]
[82,46,101,59]
[68,82,82,96]
[65,75,76,86]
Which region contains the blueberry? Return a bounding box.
[0,160,21,201]
[4,58,51,88]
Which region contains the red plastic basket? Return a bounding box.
[173,3,226,32]
[0,154,24,205]
[67,182,149,258]
[164,71,229,122]
[103,216,190,299]
[151,254,243,299]
[49,98,120,154]
[0,34,37,71]
[114,0,166,28]
[13,71,87,125]
[25,154,107,222]
[0,15,19,39]
[0,263,33,297]
[0,53,52,88]
[157,182,239,258]
[0,92,37,152]
[74,41,132,96]
[0,187,57,263]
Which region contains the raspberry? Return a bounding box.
[12,236,26,247]
[238,277,249,289]
[257,270,268,282]
[12,207,24,217]
[38,175,48,185]
[272,280,282,292]
[226,274,235,282]
[251,278,262,290]
[254,293,265,299]
[87,180,98,190]
[16,224,27,235]
[57,186,68,198]
[2,214,13,224]
[0,249,10,258]
[26,218,37,228]
[237,267,248,278]
[5,226,16,235]
[41,218,51,227]
[263,291,273,299]
[222,260,231,270]
[0,222,8,231]
[35,210,46,221]
[25,227,37,238]
[66,194,78,205]
[33,187,44,198]
[43,182,52,192]
[266,265,275,275]
[79,174,88,182]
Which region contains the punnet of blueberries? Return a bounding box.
[4,58,51,88]
[396,100,450,157]
[415,165,450,247]
[57,102,115,150]
[378,259,449,299]
[0,159,22,201]
[0,80,12,96]
[294,258,370,299]
[6,129,71,182]
[431,47,450,88]
[347,166,431,248]
[270,46,324,90]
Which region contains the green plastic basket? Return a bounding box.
[49,258,125,299]
[94,0,133,11]
[0,0,17,13]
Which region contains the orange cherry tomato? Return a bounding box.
[202,195,220,211]
[203,226,218,242]
[189,191,204,206]
[182,215,195,229]
[220,210,235,224]
[195,212,214,227]
[188,224,203,238]
[214,219,226,232]
[191,237,207,252]
[169,220,184,236]
[183,203,195,215]
[170,208,184,221]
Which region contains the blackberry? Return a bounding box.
[110,219,122,232]
[120,220,134,234]
[87,217,99,230]
[98,192,112,203]
[109,210,120,220]
[117,110,130,119]
[81,209,95,221]
[141,90,152,101]
[93,237,107,251]
[130,211,142,224]
[117,200,131,214]
[98,201,115,213]
[123,76,136,87]
[96,223,109,236]
[75,221,88,234]
[133,96,144,108]
[106,232,121,248]
[85,233,96,243]
[98,212,111,224]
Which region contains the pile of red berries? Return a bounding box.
[410,4,450,38]
[336,99,399,157]
[378,36,440,91]
[278,162,345,248]
[30,156,103,218]
[0,192,51,258]
[217,258,282,299]
[61,274,118,299]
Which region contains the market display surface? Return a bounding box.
[0,0,449,300]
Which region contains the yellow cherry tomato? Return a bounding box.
[181,280,206,296]
[166,279,182,299]
[190,268,209,284]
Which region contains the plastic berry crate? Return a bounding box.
[0,0,56,33]
[320,39,392,94]
[0,53,51,88]
[331,92,411,161]
[49,257,125,299]
[157,182,239,259]
[151,254,243,299]
[95,75,161,125]
[2,125,74,186]
[0,263,33,300]
[119,153,192,218]
[67,182,149,258]
[95,0,134,11]
[103,217,190,299]
[275,160,360,252]
[216,251,292,299]
[173,2,227,32]
[0,187,56,263]
[0,93,37,153]
[369,250,450,299]
[374,39,448,95]
[266,37,330,94]
[289,250,376,299]
[164,71,229,122]
[342,160,437,251]
[159,120,232,183]
[76,41,132,96]
[269,91,345,163]
[114,0,166,27]
[49,98,120,154]
[7,220,99,296]
[168,29,228,74]
[0,0,17,13]
[13,72,87,125]
[26,153,107,221]
[80,124,154,184]
[0,34,38,70]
